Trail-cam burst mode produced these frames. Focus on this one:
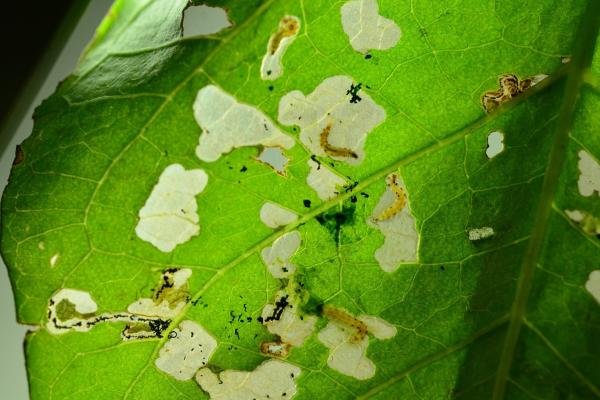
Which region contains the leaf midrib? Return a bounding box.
[492,3,600,398]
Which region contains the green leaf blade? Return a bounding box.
[2,1,600,399]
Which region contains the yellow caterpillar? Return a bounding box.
[376,174,406,221]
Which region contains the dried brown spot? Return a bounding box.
[481,74,540,113]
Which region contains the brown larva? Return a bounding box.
[269,16,300,55]
[323,305,368,344]
[319,122,358,159]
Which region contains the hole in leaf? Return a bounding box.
[256,147,289,175]
[182,5,231,37]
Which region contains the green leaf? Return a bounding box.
[2,0,600,398]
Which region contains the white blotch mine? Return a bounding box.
[136,164,208,252]
[468,227,495,241]
[318,311,396,380]
[368,175,418,272]
[46,273,187,339]
[128,268,192,318]
[182,5,231,37]
[49,253,60,268]
[340,0,401,53]
[155,320,217,381]
[278,75,386,165]
[261,231,301,279]
[586,271,600,305]
[566,209,585,222]
[306,160,348,200]
[358,315,397,339]
[261,16,301,80]
[172,268,192,288]
[257,147,289,175]
[262,292,317,347]
[194,85,295,162]
[565,209,600,236]
[486,131,505,159]
[47,288,98,334]
[196,359,301,400]
[55,289,98,314]
[577,150,600,197]
[260,202,298,229]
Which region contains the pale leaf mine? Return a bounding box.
[136,164,208,252]
[340,0,401,53]
[577,150,600,197]
[261,230,301,279]
[155,320,218,381]
[278,75,386,165]
[127,268,192,318]
[47,288,168,339]
[194,85,295,162]
[586,271,600,305]
[196,359,301,400]
[259,201,298,228]
[261,16,301,80]
[47,289,97,334]
[368,174,419,272]
[565,209,600,236]
[318,306,397,380]
[486,131,505,159]
[306,159,348,200]
[47,269,193,340]
[261,291,317,347]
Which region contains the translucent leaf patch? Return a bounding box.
[194,85,295,162]
[368,173,418,272]
[155,320,218,381]
[196,359,301,400]
[135,164,208,252]
[260,15,301,80]
[340,0,401,53]
[278,76,386,165]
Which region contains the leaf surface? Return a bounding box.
[2,0,600,399]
